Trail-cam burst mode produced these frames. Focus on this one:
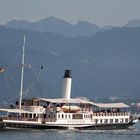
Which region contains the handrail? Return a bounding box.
[93,112,128,117]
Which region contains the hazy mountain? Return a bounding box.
[0,26,140,105]
[125,20,140,27]
[5,17,101,37]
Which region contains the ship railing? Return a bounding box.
[0,115,7,120]
[93,112,128,117]
[2,116,38,122]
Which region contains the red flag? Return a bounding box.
[0,67,4,73]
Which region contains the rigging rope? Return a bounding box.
[0,43,46,104]
[22,64,45,98]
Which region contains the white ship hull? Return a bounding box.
[1,120,134,130]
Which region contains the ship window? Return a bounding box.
[25,113,28,118]
[29,114,32,118]
[72,114,83,119]
[115,119,118,123]
[65,114,67,119]
[100,119,102,123]
[104,119,108,123]
[33,114,36,118]
[62,114,64,118]
[125,119,128,123]
[58,114,60,118]
[69,114,71,119]
[110,119,113,123]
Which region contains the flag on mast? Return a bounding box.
[37,64,44,74]
[0,67,4,73]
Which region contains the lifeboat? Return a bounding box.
[61,105,81,113]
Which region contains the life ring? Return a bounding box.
[40,108,43,112]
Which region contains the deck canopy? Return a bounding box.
[39,98,95,105]
[94,103,130,108]
[0,108,32,113]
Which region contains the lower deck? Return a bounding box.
[0,111,132,130]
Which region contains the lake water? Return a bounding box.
[0,122,140,140]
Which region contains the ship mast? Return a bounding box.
[19,35,26,109]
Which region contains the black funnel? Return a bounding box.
[64,70,72,78]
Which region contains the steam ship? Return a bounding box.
[0,36,138,130]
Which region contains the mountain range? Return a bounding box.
[5,17,101,37]
[5,17,140,37]
[0,17,140,105]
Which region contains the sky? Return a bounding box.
[0,0,140,27]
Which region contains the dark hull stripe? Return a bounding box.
[2,122,134,130]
